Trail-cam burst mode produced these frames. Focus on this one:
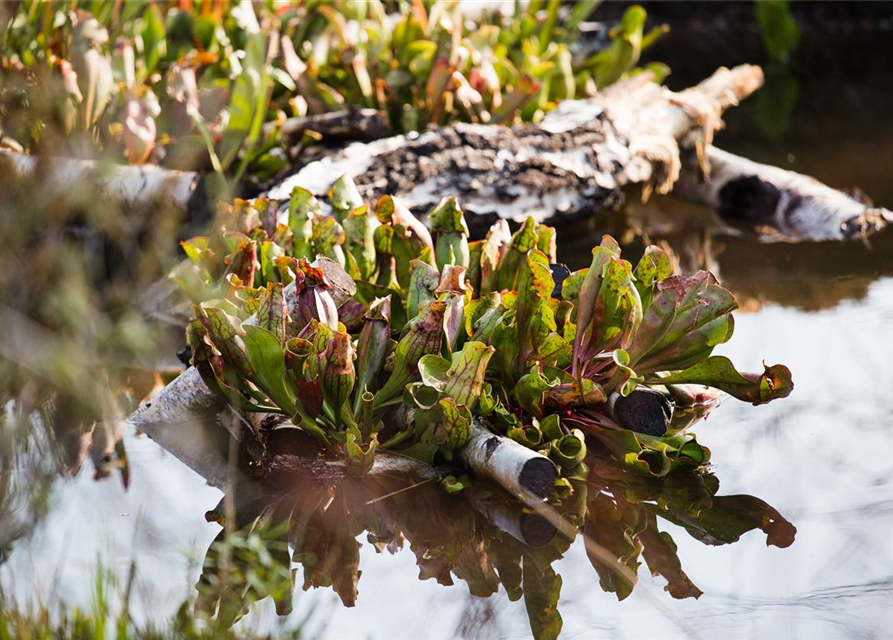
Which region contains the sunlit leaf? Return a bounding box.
[655,356,794,405]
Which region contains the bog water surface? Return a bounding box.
[2,58,893,640]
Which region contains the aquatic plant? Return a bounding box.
[175,175,793,483]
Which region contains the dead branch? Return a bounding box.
[267,65,764,233]
[674,146,891,241]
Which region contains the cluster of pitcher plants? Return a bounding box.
[1,2,665,188]
[177,173,793,483]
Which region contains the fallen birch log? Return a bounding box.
[6,65,886,242]
[267,65,765,231]
[457,419,559,500]
[674,146,892,241]
[0,149,203,215]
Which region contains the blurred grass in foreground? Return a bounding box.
[0,558,319,640]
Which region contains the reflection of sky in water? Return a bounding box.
[4,278,892,639]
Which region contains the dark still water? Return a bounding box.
[4,49,893,640]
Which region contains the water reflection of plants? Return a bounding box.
[198,455,795,639]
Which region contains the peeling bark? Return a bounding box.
[675,146,892,241]
[457,420,559,500]
[267,65,764,233]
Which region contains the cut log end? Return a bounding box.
[610,388,674,437]
[458,421,559,500]
[519,457,560,499]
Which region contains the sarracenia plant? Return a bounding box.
[180,175,793,480]
[2,3,666,185]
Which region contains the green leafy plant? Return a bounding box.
[177,175,793,483]
[0,2,667,191]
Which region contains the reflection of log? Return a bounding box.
[0,149,202,215]
[458,420,559,500]
[675,146,891,241]
[467,486,557,548]
[135,411,252,493]
[267,66,764,232]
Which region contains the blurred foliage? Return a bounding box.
[753,0,800,142]
[0,558,319,639]
[755,0,799,64]
[0,142,178,507]
[0,1,669,191]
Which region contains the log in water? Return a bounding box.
[457,420,559,500]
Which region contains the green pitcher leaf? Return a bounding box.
[631,272,738,374]
[417,354,451,391]
[256,282,288,345]
[288,186,320,259]
[318,330,356,420]
[550,429,587,469]
[496,216,539,291]
[442,341,496,410]
[311,216,347,265]
[374,301,446,407]
[375,195,434,287]
[344,431,378,476]
[654,356,794,405]
[329,174,364,223]
[342,205,378,280]
[515,367,558,419]
[429,196,470,270]
[634,244,673,309]
[432,397,473,449]
[509,424,544,449]
[198,306,251,378]
[516,248,555,371]
[242,325,298,415]
[406,259,441,321]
